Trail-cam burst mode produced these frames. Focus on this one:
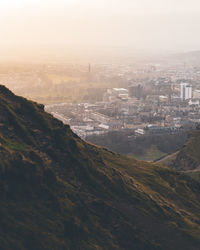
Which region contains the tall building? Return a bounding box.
[128,84,143,99]
[88,63,91,73]
[87,63,92,82]
[180,83,192,100]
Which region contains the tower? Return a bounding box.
[88,63,91,74]
[180,83,192,100]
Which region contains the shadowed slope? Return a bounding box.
[0,85,200,249]
[172,127,200,171]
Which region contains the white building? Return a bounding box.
[113,88,128,95]
[188,99,200,106]
[104,88,128,102]
[180,83,192,100]
[135,128,145,135]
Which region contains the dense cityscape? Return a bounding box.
[1,57,200,160]
[45,60,200,142]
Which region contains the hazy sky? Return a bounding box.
[0,0,200,61]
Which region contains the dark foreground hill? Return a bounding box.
[0,85,200,249]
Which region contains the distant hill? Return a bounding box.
[171,127,200,171]
[170,50,200,63]
[0,85,200,249]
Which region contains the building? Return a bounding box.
[103,88,128,102]
[135,128,145,135]
[189,99,200,106]
[193,90,200,99]
[89,112,111,124]
[159,95,168,102]
[128,84,143,99]
[112,88,128,95]
[180,83,192,100]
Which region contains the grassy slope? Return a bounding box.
[0,85,200,249]
[129,145,167,162]
[172,128,200,171]
[154,151,179,166]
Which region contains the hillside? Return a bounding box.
[0,85,200,249]
[171,127,200,171]
[86,130,187,162]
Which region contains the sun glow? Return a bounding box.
[0,0,199,61]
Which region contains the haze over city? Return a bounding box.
[2,1,200,249]
[0,0,200,62]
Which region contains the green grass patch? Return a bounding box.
[4,140,27,151]
[129,145,167,162]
